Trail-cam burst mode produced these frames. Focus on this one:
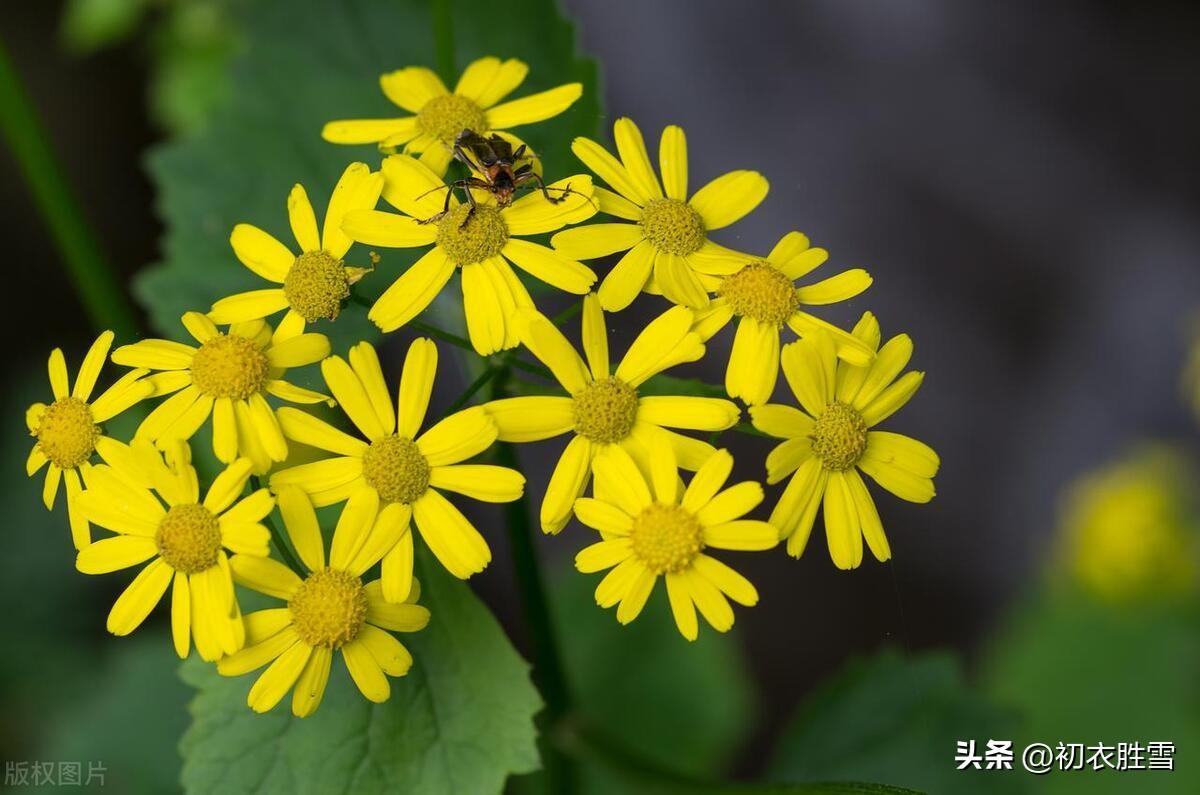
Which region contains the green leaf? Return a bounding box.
[179,549,542,794]
[552,568,756,779]
[767,649,1026,795]
[29,633,192,794]
[136,0,599,354]
[60,0,150,53]
[982,589,1200,794]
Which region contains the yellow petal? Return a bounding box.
[73,330,114,401]
[637,396,740,432]
[681,449,733,512]
[749,403,813,440]
[276,407,367,456]
[292,645,333,717]
[321,355,386,441]
[76,535,158,574]
[381,531,414,603]
[342,209,438,248]
[230,553,302,600]
[692,554,758,606]
[429,464,524,503]
[468,58,529,107]
[415,405,497,467]
[106,558,172,636]
[823,472,864,570]
[794,268,872,305]
[659,125,688,201]
[654,252,709,309]
[571,134,647,205]
[412,489,492,578]
[502,238,595,294]
[348,342,395,437]
[248,641,312,713]
[845,469,890,562]
[683,568,734,632]
[550,222,642,260]
[48,348,70,398]
[322,117,417,145]
[512,310,590,393]
[323,162,384,258]
[356,624,413,676]
[484,396,575,442]
[396,337,437,438]
[597,241,656,312]
[665,572,698,640]
[612,118,663,203]
[486,82,582,128]
[688,170,768,231]
[380,66,448,112]
[209,289,290,324]
[540,435,594,534]
[275,485,325,571]
[230,224,294,282]
[369,247,454,333]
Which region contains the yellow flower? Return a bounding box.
[26,330,154,548]
[341,154,597,355]
[573,445,776,640]
[270,339,524,597]
[483,294,741,534]
[111,313,331,474]
[690,231,875,406]
[75,439,275,661]
[219,485,430,717]
[322,56,583,176]
[551,118,768,312]
[1059,446,1198,602]
[750,313,938,569]
[209,163,384,338]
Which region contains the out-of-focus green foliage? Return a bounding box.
[61,0,240,136]
[767,650,1025,795]
[983,590,1200,794]
[180,549,542,795]
[553,569,755,780]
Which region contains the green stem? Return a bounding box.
[0,41,138,339]
[439,364,500,418]
[552,299,583,325]
[251,476,306,576]
[492,368,577,793]
[431,0,455,84]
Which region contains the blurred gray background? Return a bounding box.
[4,0,1200,775]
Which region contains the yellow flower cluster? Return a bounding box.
[26,56,938,714]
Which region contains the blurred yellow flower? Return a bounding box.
[111,314,331,474]
[209,162,384,337]
[484,295,741,533]
[76,440,274,661]
[751,313,938,569]
[219,485,429,717]
[342,154,596,354]
[270,339,523,596]
[26,330,154,548]
[1059,446,1198,601]
[691,231,874,405]
[573,446,776,640]
[322,56,582,175]
[551,118,768,312]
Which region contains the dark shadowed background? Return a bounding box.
[3,0,1199,791]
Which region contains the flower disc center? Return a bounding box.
[289,568,368,648]
[417,94,487,143]
[436,204,508,266]
[718,261,799,326]
[36,397,99,469]
[810,401,868,471]
[630,502,704,574]
[284,250,350,322]
[155,503,222,574]
[572,377,639,444]
[362,435,430,505]
[190,334,270,400]
[640,198,706,256]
